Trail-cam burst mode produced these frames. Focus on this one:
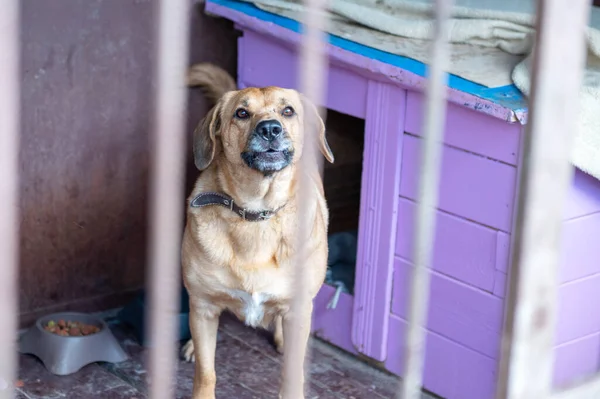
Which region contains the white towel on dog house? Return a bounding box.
[242,0,600,181]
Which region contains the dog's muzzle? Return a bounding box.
[241,119,294,174]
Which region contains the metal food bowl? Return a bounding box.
[19,312,128,376]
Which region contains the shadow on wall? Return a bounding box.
[18,0,238,327]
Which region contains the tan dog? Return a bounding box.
[180,63,334,399]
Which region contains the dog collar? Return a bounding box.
[189,192,284,222]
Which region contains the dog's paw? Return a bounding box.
[274,334,284,355]
[181,339,195,363]
[278,392,304,399]
[274,316,284,354]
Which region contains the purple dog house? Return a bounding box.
[205,1,600,397]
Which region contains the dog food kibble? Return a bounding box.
[44,320,101,336]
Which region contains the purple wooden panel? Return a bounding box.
[554,333,600,388]
[564,169,600,220]
[391,258,503,358]
[495,231,511,273]
[312,284,358,355]
[239,30,296,88]
[238,31,367,118]
[556,273,600,344]
[492,212,600,298]
[385,314,498,399]
[399,134,517,232]
[395,198,497,291]
[559,213,600,283]
[352,81,405,361]
[405,91,521,165]
[493,271,507,298]
[326,67,368,118]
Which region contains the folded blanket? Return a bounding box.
[242,0,600,181]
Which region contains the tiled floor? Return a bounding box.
[16,312,434,399]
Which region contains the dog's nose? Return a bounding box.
[256,120,283,141]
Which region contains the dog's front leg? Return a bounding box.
[189,308,220,399]
[279,302,313,399]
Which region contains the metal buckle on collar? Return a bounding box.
[259,211,271,220]
[239,208,246,219]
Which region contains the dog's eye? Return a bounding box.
[235,108,250,119]
[282,107,295,117]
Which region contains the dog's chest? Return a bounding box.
[224,289,271,327]
[229,223,289,261]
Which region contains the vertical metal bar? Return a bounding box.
[146,0,190,397]
[0,0,20,398]
[552,374,600,399]
[399,0,452,398]
[283,0,328,396]
[495,0,590,398]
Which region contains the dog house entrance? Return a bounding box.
[322,109,364,296]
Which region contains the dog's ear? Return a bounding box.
[193,102,223,171]
[302,97,334,164]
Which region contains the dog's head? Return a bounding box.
[193,87,334,174]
